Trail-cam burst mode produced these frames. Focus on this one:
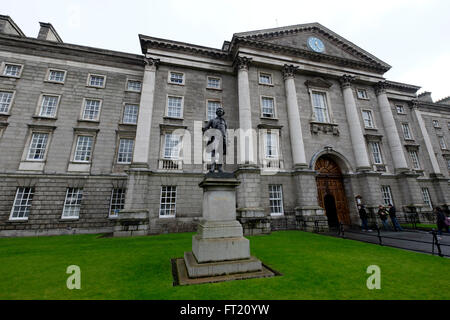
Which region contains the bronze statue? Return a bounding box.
[203,107,227,173]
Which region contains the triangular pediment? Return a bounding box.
[233,23,391,72]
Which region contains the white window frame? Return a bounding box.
[162,133,182,160]
[26,132,50,161]
[45,68,67,84]
[361,109,375,129]
[432,120,440,128]
[73,135,94,163]
[206,100,222,121]
[396,105,406,114]
[126,79,142,92]
[269,185,284,216]
[109,188,126,217]
[61,188,83,219]
[381,185,394,206]
[260,96,277,119]
[421,187,432,209]
[309,89,333,124]
[402,123,413,140]
[159,186,177,218]
[409,150,421,170]
[258,72,273,86]
[36,94,61,118]
[206,76,222,90]
[166,95,184,119]
[86,73,106,88]
[1,62,24,78]
[122,103,139,125]
[0,90,16,115]
[168,71,185,85]
[356,88,369,100]
[9,187,34,221]
[369,141,383,165]
[117,138,134,164]
[263,129,280,160]
[439,136,447,150]
[80,98,102,122]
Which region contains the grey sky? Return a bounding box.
[3,0,449,100]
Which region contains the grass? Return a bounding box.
[401,223,438,230]
[0,231,449,300]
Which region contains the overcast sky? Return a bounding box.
[3,0,449,100]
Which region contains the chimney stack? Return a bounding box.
[37,22,63,43]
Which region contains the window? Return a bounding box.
[207,100,221,121]
[167,96,183,118]
[163,134,181,159]
[127,80,142,92]
[110,188,126,217]
[39,95,59,118]
[396,105,405,114]
[439,136,447,150]
[27,133,49,161]
[402,123,413,140]
[47,69,66,83]
[159,186,177,217]
[82,99,102,121]
[10,187,34,220]
[74,136,93,162]
[269,185,284,216]
[421,188,432,209]
[362,110,375,128]
[356,89,369,100]
[207,76,221,89]
[261,97,275,118]
[62,188,83,219]
[122,104,139,124]
[0,91,14,114]
[381,185,394,206]
[259,73,273,85]
[433,120,440,128]
[409,150,421,170]
[88,74,106,88]
[168,72,184,85]
[117,139,134,164]
[311,91,330,123]
[3,64,22,77]
[447,158,450,170]
[369,142,383,164]
[264,131,279,159]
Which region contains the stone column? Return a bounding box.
[132,58,159,167]
[340,75,371,171]
[375,82,409,172]
[236,56,256,165]
[282,65,307,168]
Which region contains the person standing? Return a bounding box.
[388,203,403,231]
[435,207,449,236]
[358,205,371,232]
[377,205,391,231]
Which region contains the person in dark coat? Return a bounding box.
[358,205,371,232]
[388,204,403,231]
[377,205,391,231]
[435,207,449,235]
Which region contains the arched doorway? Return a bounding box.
[315,156,351,228]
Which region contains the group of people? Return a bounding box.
[357,203,403,232]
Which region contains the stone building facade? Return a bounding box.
[0,15,449,237]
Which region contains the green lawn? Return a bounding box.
[0,231,448,300]
[401,223,438,230]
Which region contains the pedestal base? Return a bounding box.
[192,235,251,263]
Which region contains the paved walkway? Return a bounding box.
[326,229,450,257]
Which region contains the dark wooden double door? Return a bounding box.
[315,156,351,227]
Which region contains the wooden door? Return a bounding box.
[315,157,351,225]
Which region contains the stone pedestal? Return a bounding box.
[113,209,149,237]
[184,173,263,278]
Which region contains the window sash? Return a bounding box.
[312,92,330,123]
[117,139,134,164]
[207,77,221,89]
[82,99,101,121]
[402,124,412,139]
[409,150,420,169]
[396,105,405,114]
[362,110,374,128]
[381,186,393,206]
[261,97,275,117]
[207,101,221,120]
[27,133,49,160]
[357,89,368,99]
[370,142,383,164]
[4,64,21,77]
[167,96,182,118]
[269,185,284,215]
[62,188,83,218]
[163,134,181,159]
[0,91,13,113]
[169,72,184,84]
[439,137,447,149]
[89,75,105,87]
[74,136,93,162]
[259,73,272,85]
[10,187,34,220]
[127,80,142,92]
[110,188,126,217]
[421,188,432,209]
[49,70,65,82]
[159,186,177,217]
[123,104,139,124]
[264,132,279,159]
[39,95,59,117]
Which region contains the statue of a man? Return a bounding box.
[203,107,227,173]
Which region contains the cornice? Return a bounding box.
[385,80,421,94]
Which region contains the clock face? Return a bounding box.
[308,37,325,53]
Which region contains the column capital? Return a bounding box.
[374,81,388,96]
[339,74,355,89]
[282,64,299,80]
[235,56,252,71]
[408,99,419,109]
[144,57,160,69]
